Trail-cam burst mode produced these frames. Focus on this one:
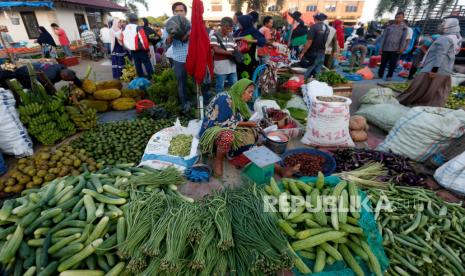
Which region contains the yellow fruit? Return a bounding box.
[94,89,122,100]
[121,88,144,98]
[73,159,82,168]
[32,176,43,186]
[96,80,123,90]
[44,174,55,182]
[80,100,110,112]
[6,178,16,186]
[82,79,97,94]
[111,97,136,111]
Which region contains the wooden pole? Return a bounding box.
[0,31,13,62]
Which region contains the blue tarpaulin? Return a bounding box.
[0,1,54,9]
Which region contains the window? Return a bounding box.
[86,8,103,30]
[306,5,317,11]
[325,4,336,12]
[268,5,278,11]
[74,14,86,34]
[20,12,40,39]
[212,4,222,11]
[346,5,357,12]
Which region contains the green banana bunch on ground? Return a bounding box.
[66,105,98,130]
[18,102,43,117]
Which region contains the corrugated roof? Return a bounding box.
[58,0,127,11]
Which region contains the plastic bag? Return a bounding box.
[139,119,200,172]
[301,80,333,109]
[356,103,410,132]
[128,77,151,91]
[377,107,465,161]
[0,89,33,157]
[356,67,374,80]
[286,94,308,111]
[359,87,399,105]
[282,75,304,92]
[301,96,354,147]
[434,151,465,195]
[253,99,281,117]
[165,15,191,39]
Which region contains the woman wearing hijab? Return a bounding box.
[333,20,345,49]
[233,15,266,79]
[398,18,461,107]
[109,18,126,79]
[36,26,57,58]
[199,78,302,177]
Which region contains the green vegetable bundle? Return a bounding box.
[287,107,308,125]
[264,174,384,276]
[446,86,465,110]
[120,184,294,275]
[71,118,175,165]
[12,79,76,145]
[368,185,465,275]
[168,134,193,157]
[316,71,348,86]
[0,169,130,275]
[146,68,195,116]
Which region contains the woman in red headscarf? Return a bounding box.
[334,19,344,49]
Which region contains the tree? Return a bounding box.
[110,0,149,16]
[146,15,170,26]
[376,0,457,18]
[234,0,284,13]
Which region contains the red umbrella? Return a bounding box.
[186,0,213,119]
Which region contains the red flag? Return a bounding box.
[186,0,213,84]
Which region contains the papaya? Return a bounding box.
[121,88,144,99]
[96,80,123,90]
[93,89,121,100]
[111,97,136,111]
[80,100,109,112]
[82,79,97,94]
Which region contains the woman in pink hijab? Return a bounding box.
[109,18,127,79]
[334,19,344,49]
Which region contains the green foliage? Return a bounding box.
[146,15,169,26]
[146,68,195,116]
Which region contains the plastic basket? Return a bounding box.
[279,148,336,177]
[135,99,155,114]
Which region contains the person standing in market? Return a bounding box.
[407,34,439,80]
[210,17,238,94]
[166,2,191,113]
[349,36,368,69]
[398,18,461,107]
[122,14,153,78]
[36,26,57,58]
[258,16,275,65]
[80,25,98,57]
[51,23,73,57]
[324,21,339,69]
[333,19,345,50]
[299,13,330,79]
[100,24,111,57]
[141,18,159,67]
[287,11,308,59]
[377,12,408,81]
[109,18,126,79]
[233,11,243,32]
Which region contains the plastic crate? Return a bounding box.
[56,56,79,67]
[279,148,336,177]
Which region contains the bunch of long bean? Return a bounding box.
[368,185,465,276]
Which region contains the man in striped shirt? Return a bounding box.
[210,17,238,93]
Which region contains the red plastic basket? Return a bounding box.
[135,99,155,114]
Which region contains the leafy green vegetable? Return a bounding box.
[316,71,348,86]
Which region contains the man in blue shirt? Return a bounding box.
[167,2,191,113]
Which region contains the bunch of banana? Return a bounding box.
[47,99,63,112]
[37,129,63,146]
[66,105,98,130]
[18,102,43,117]
[121,57,137,83]
[29,113,51,127]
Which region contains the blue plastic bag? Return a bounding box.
[128,77,151,91]
[343,73,363,81]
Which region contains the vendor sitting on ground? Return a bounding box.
[199,78,299,177]
[14,63,82,93]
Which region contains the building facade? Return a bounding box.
[0,0,125,46]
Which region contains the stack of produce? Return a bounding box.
[332,148,427,186]
[0,170,128,275]
[264,175,385,275]
[121,57,137,83]
[168,134,193,157]
[368,185,465,275]
[283,153,326,176]
[146,68,195,116]
[317,71,348,86]
[349,116,369,142]
[65,104,97,130]
[71,118,175,165]
[0,145,102,195]
[120,184,294,275]
[446,86,465,110]
[73,67,142,112]
[10,76,76,145]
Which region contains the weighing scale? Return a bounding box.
[242,146,281,185]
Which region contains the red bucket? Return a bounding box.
[136,99,155,114]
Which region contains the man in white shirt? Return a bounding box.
[404,21,413,53]
[100,24,111,57]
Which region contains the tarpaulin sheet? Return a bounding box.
[0,1,54,9]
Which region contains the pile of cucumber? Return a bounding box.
[264,175,383,276]
[0,165,145,276]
